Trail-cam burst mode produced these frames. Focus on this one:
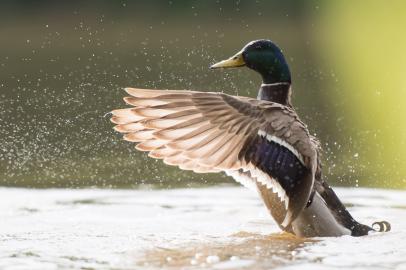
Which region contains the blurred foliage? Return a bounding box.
[314,1,406,188]
[0,0,404,188]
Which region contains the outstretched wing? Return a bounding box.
[111,87,317,226]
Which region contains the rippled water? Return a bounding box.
[0,186,405,269]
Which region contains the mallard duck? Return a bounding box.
[111,40,390,237]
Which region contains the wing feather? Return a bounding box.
[112,87,316,171]
[167,129,224,150]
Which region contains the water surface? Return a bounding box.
[0,186,404,269]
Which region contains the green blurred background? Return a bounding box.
[1,0,405,188]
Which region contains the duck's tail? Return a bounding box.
[372,221,391,232]
[315,180,391,236]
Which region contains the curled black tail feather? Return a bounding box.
[372,221,391,232]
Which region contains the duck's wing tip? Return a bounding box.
[124,87,201,98]
[124,87,158,97]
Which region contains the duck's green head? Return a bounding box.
[210,40,291,84]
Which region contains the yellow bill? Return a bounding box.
[210,50,245,69]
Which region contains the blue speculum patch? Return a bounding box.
[244,135,308,193]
